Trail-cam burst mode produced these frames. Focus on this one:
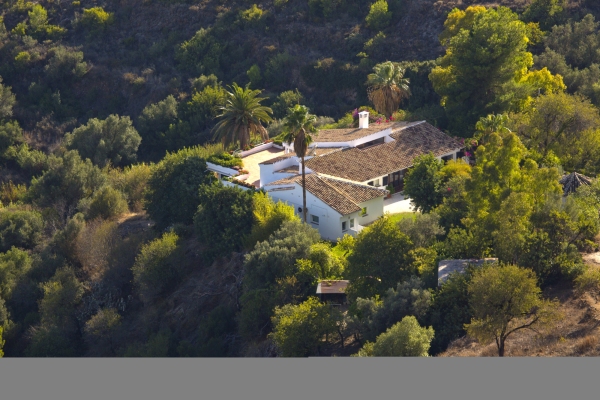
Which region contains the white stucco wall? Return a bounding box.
[284,127,392,152]
[259,156,299,187]
[263,182,386,241]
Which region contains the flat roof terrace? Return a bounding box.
[241,147,287,187]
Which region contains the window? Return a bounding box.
[383,176,388,186]
[350,219,354,228]
[367,181,374,186]
[311,215,319,225]
[342,221,347,231]
[361,207,367,217]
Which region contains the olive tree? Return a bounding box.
[465,264,561,356]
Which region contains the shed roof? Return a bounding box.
[317,280,349,295]
[438,258,498,286]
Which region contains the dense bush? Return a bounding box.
[144,146,217,230]
[270,296,338,357]
[132,232,182,304]
[354,316,434,357]
[0,209,44,252]
[206,152,243,168]
[0,247,33,301]
[107,164,152,212]
[365,0,392,31]
[79,7,114,35]
[345,217,415,301]
[26,151,107,220]
[193,184,255,261]
[244,192,299,247]
[86,186,129,221]
[66,115,142,168]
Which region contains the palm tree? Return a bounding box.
[475,113,510,144]
[366,61,411,119]
[212,83,273,149]
[282,105,317,223]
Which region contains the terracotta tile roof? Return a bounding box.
[317,280,349,294]
[314,122,409,142]
[266,174,387,215]
[305,121,462,182]
[274,165,299,174]
[259,153,294,165]
[309,147,347,156]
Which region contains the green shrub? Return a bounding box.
[365,0,392,31]
[193,184,254,261]
[240,4,266,28]
[144,146,217,230]
[308,0,342,19]
[26,150,107,218]
[44,46,88,83]
[574,265,600,295]
[244,192,299,247]
[270,297,338,357]
[80,7,114,34]
[206,152,243,168]
[66,115,141,168]
[132,232,181,303]
[24,324,77,357]
[107,164,152,212]
[0,247,33,301]
[2,143,49,177]
[0,209,44,252]
[14,51,31,68]
[0,181,27,205]
[176,28,222,75]
[272,90,303,119]
[38,267,84,332]
[247,64,262,88]
[137,95,179,161]
[0,121,23,155]
[86,186,129,220]
[354,316,434,357]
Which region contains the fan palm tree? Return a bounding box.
[212,83,273,149]
[366,61,411,119]
[282,105,317,223]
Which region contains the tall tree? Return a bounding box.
[366,61,411,118]
[430,6,564,135]
[403,153,445,213]
[465,264,561,356]
[282,104,317,223]
[212,83,273,149]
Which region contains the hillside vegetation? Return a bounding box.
[4,0,600,357]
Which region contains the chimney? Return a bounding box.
[358,111,369,129]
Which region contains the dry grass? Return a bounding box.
[440,281,600,357]
[575,335,598,354]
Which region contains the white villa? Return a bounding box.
[210,111,464,241]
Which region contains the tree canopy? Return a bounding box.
[430,6,565,135]
[465,264,561,356]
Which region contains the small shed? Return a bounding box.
[437,258,498,286]
[316,280,349,305]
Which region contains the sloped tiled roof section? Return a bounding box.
[313,122,404,142]
[259,153,294,165]
[266,174,387,215]
[305,121,463,182]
